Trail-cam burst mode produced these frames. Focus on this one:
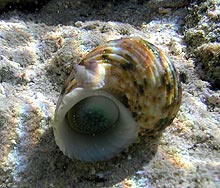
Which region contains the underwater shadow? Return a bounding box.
[0,0,50,13]
[23,126,160,188]
[36,0,156,26]
[0,0,160,27]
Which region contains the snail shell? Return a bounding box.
[53,37,182,162]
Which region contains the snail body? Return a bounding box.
[53,37,182,162]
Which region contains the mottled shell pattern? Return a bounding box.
[54,37,182,162]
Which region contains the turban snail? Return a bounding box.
[53,37,182,162]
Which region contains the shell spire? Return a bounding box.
[72,60,106,89]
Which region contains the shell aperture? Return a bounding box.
[53,37,182,162]
[67,96,119,134]
[54,88,138,162]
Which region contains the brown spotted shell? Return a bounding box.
[53,37,182,162]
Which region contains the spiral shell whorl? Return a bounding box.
[69,37,181,132]
[54,37,182,162]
